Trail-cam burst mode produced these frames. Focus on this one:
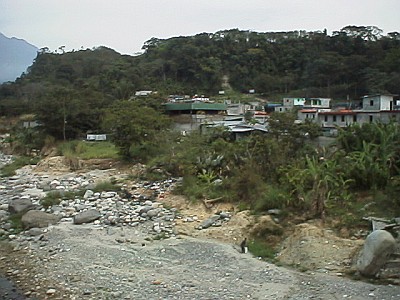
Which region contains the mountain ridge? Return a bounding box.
[0,32,38,83]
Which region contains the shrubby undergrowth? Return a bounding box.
[148,115,400,224]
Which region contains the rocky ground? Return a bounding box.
[0,155,400,299]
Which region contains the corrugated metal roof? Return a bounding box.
[164,102,227,111]
[318,110,356,115]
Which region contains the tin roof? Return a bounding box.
[164,102,227,111]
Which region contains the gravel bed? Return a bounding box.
[5,222,398,300]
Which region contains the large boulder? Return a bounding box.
[356,229,396,277]
[21,210,61,229]
[73,209,101,225]
[197,215,221,229]
[8,198,36,214]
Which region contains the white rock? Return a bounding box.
[50,180,60,186]
[46,288,56,295]
[83,190,94,199]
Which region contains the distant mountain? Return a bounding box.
[0,32,38,83]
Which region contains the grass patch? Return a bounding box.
[58,141,119,160]
[152,232,169,240]
[0,156,40,177]
[92,180,121,193]
[248,238,276,261]
[41,191,62,208]
[8,212,24,233]
[40,190,85,208]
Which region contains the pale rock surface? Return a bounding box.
[21,210,61,229]
[357,229,396,277]
[8,198,36,214]
[73,209,101,225]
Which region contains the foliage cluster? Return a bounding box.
[152,115,400,224]
[101,100,171,159]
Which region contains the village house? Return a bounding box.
[296,94,400,135]
[163,98,227,132]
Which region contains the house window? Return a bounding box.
[369,115,373,123]
[313,114,315,119]
[353,115,357,122]
[333,115,337,122]
[341,115,345,122]
[370,100,374,106]
[324,115,328,122]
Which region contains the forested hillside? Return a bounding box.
[0,26,399,131]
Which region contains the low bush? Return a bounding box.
[252,185,291,213]
[92,180,120,193]
[8,212,24,233]
[40,191,63,208]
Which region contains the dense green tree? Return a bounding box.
[101,100,171,159]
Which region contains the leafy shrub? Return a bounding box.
[173,175,207,202]
[253,185,291,213]
[223,163,266,204]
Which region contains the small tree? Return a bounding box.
[102,100,171,159]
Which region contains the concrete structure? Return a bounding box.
[296,94,400,135]
[274,97,330,113]
[164,102,227,132]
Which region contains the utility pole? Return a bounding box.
[63,94,66,141]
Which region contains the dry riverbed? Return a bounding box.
[0,156,400,299]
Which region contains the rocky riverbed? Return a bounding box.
[0,154,400,299]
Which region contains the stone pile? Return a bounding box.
[0,160,183,243]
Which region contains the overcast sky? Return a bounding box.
[1,0,399,55]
